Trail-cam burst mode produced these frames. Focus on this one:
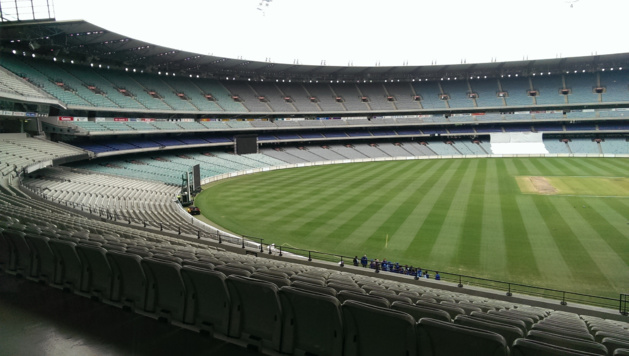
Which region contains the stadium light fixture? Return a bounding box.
[610,68,615,71]
[70,60,74,64]
[12,50,16,54]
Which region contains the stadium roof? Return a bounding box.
[2,19,629,82]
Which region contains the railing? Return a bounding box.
[22,184,628,315]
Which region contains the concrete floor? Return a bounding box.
[0,272,262,356]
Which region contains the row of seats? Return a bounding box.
[0,184,628,355]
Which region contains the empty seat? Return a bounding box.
[470,311,528,334]
[214,264,252,277]
[290,280,337,296]
[342,300,417,356]
[180,266,230,336]
[106,251,147,310]
[48,239,83,291]
[416,300,465,319]
[531,323,594,341]
[250,272,291,288]
[337,290,390,308]
[24,233,56,284]
[3,229,32,276]
[390,301,451,322]
[489,310,535,329]
[512,338,604,356]
[225,275,282,352]
[369,290,413,304]
[141,258,186,322]
[290,275,326,286]
[455,314,524,346]
[417,317,509,356]
[327,282,365,294]
[526,330,607,355]
[76,244,112,300]
[603,337,629,356]
[279,286,343,356]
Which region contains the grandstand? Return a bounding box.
[1,13,629,356]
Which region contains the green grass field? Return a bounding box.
[196,157,629,299]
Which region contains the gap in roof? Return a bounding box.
[54,0,626,67]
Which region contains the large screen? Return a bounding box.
[235,134,258,155]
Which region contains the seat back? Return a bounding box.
[337,290,390,308]
[417,317,508,356]
[415,300,465,320]
[106,251,147,309]
[342,299,417,356]
[3,229,32,276]
[180,266,230,336]
[278,286,343,356]
[48,239,82,290]
[526,330,607,355]
[141,258,186,322]
[391,301,451,322]
[512,338,604,356]
[290,280,337,296]
[455,314,524,346]
[225,275,282,352]
[76,244,112,300]
[24,233,56,283]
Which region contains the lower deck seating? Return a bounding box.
[1,187,627,355]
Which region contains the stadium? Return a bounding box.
[1,0,628,355]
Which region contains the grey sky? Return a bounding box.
[54,0,626,66]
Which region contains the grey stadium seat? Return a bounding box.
[337,290,390,308]
[390,301,451,322]
[279,286,343,356]
[417,317,509,356]
[3,229,33,276]
[470,310,528,334]
[180,266,230,336]
[603,337,629,356]
[24,233,57,284]
[76,244,113,300]
[512,338,605,356]
[290,280,337,297]
[106,250,147,310]
[526,330,607,355]
[225,275,282,352]
[416,300,466,320]
[48,239,83,291]
[342,300,417,356]
[455,314,524,346]
[141,257,186,322]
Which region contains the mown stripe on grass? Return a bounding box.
[479,159,508,280]
[550,198,625,296]
[279,161,418,241]
[452,159,487,272]
[303,160,434,247]
[257,162,387,228]
[583,158,629,177]
[515,195,573,287]
[340,159,453,253]
[559,158,609,176]
[226,163,371,214]
[429,159,480,271]
[495,159,542,279]
[328,160,448,253]
[531,196,611,292]
[532,158,580,176]
[400,159,468,266]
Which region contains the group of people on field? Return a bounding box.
[352,255,440,280]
